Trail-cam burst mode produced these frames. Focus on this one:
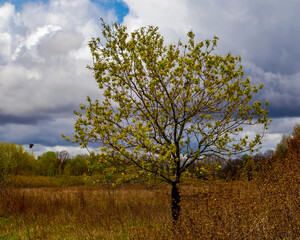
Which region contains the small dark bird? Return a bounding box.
[29,144,34,149]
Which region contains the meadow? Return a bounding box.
[0,173,299,239]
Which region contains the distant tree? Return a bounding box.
[287,124,300,156]
[275,123,300,160]
[263,149,274,160]
[0,142,35,187]
[263,124,300,184]
[188,155,222,180]
[48,162,55,177]
[275,134,290,160]
[241,154,258,181]
[253,152,264,161]
[36,151,58,176]
[64,154,88,176]
[56,150,70,174]
[221,157,244,180]
[64,20,271,222]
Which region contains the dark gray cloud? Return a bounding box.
[267,105,300,118]
[0,102,78,125]
[0,113,50,125]
[123,0,300,119]
[0,114,76,146]
[245,63,300,118]
[184,0,300,76]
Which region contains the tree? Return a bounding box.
[288,124,300,155]
[64,154,88,176]
[36,151,58,176]
[0,142,35,187]
[63,20,270,222]
[275,124,300,161]
[56,150,70,174]
[263,124,299,186]
[221,157,244,180]
[275,134,290,160]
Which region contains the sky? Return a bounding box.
[0,0,299,156]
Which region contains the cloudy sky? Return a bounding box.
[0,0,299,156]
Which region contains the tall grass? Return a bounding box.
[0,151,299,239]
[0,185,171,239]
[8,175,86,188]
[0,179,299,239]
[178,180,299,239]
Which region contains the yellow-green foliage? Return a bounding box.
[64,19,271,187]
[0,142,35,186]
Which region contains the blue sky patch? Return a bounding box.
[92,0,129,22]
[1,0,129,22]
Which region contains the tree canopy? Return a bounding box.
[64,19,271,221]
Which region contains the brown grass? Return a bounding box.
[178,180,299,240]
[0,152,299,239]
[8,175,86,188]
[0,185,171,239]
[0,178,299,239]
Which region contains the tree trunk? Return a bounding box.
[171,182,181,222]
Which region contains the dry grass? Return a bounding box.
[8,175,86,188]
[178,180,299,240]
[0,185,171,239]
[0,152,299,239]
[0,179,299,239]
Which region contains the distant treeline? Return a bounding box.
[0,146,104,179]
[0,124,299,186]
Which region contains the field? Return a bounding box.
[0,177,299,240]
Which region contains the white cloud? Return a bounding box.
[26,144,92,157]
[25,25,61,49]
[0,0,115,117]
[0,3,23,61]
[38,30,84,56]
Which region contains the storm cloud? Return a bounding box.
[122,0,300,142]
